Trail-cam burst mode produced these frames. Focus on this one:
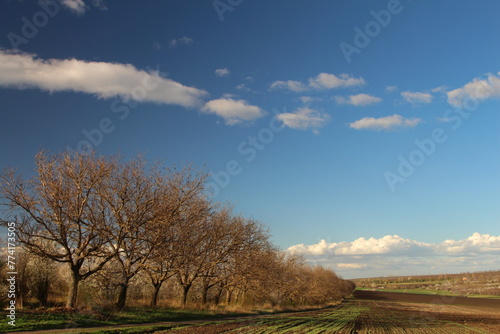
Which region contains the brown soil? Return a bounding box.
[354,289,500,308]
[12,291,500,333]
[165,321,252,334]
[350,293,500,333]
[159,291,500,333]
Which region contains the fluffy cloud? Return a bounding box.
[401,91,433,104]
[287,233,500,278]
[0,50,207,108]
[275,107,330,132]
[92,0,108,10]
[289,235,433,257]
[299,96,319,104]
[215,68,230,77]
[439,233,500,255]
[309,73,366,90]
[202,98,265,125]
[385,86,398,93]
[431,86,447,93]
[270,80,308,92]
[61,0,86,14]
[447,73,500,107]
[349,114,421,131]
[169,36,194,48]
[59,0,107,13]
[236,83,250,91]
[270,73,365,92]
[335,93,382,106]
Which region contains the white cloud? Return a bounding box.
[309,73,366,90]
[432,86,447,93]
[385,86,398,93]
[287,233,500,278]
[221,93,237,99]
[337,263,368,269]
[447,73,500,107]
[91,0,108,10]
[439,233,500,255]
[169,36,194,48]
[215,68,230,77]
[335,93,382,106]
[349,114,421,131]
[270,80,308,92]
[236,83,250,91]
[299,96,322,104]
[276,107,330,132]
[337,235,433,256]
[42,0,107,15]
[289,235,433,257]
[0,50,207,108]
[270,73,365,92]
[401,91,433,104]
[61,0,86,14]
[202,98,265,125]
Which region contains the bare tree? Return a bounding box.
[145,166,208,307]
[0,151,120,308]
[1,150,355,310]
[198,211,270,305]
[170,196,213,306]
[147,251,176,307]
[95,157,172,309]
[28,252,56,307]
[219,238,277,306]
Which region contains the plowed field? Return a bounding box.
[160,290,500,333]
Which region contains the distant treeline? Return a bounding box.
[354,270,500,297]
[353,270,500,284]
[0,151,354,310]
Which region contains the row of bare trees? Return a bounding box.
[0,151,354,309]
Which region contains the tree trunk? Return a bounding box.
[37,278,50,307]
[17,293,24,309]
[66,271,81,308]
[181,284,191,307]
[214,287,224,305]
[201,285,209,305]
[150,282,162,307]
[116,279,130,310]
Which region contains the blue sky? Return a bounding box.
[1,0,499,278]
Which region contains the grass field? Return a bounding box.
[356,287,500,299]
[156,290,500,334]
[0,307,230,333]
[4,290,500,333]
[352,270,500,299]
